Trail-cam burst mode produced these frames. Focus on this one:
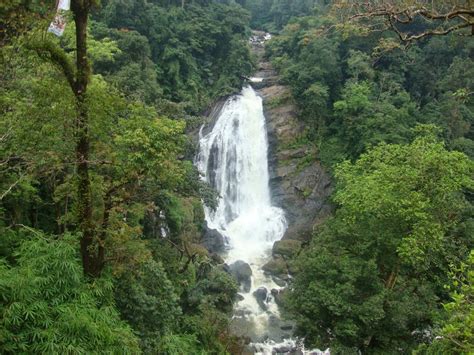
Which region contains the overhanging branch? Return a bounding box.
[338,1,474,43]
[27,37,76,90]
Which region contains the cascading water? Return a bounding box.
[197,86,328,354]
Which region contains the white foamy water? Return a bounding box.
[197,86,327,354]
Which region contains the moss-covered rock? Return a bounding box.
[188,243,209,257]
[262,257,287,277]
[272,239,302,258]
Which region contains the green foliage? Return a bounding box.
[114,259,182,352]
[288,134,474,353]
[158,333,203,355]
[438,250,474,353]
[0,233,140,354]
[244,0,322,31]
[186,267,238,314]
[266,8,474,166]
[417,250,474,354]
[1,3,242,352]
[335,131,473,269]
[93,1,253,112]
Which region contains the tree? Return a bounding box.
[416,250,474,354]
[433,251,474,353]
[28,0,98,276]
[114,259,182,352]
[288,130,474,353]
[71,0,98,277]
[331,0,474,43]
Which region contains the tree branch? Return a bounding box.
[338,1,474,43]
[1,173,26,200]
[27,37,76,90]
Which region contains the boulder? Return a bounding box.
[272,276,287,287]
[269,288,289,307]
[288,260,298,274]
[201,222,226,253]
[253,287,268,310]
[272,239,302,258]
[253,286,268,301]
[229,260,253,292]
[262,257,287,277]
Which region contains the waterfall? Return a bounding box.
[197,86,286,263]
[197,86,327,354]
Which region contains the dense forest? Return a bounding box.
[1,0,473,354]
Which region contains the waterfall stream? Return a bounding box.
[197,86,326,354]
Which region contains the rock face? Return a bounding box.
[245,32,333,292]
[229,260,253,292]
[252,52,333,243]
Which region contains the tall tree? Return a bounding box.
[71,0,99,276]
[31,0,99,276]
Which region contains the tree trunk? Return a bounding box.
[71,0,103,277]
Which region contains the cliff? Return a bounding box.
[252,32,333,243]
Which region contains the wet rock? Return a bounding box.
[268,314,280,327]
[262,257,287,277]
[253,286,268,301]
[236,293,245,301]
[274,345,294,353]
[280,324,293,331]
[273,288,288,307]
[253,287,268,310]
[229,260,253,292]
[272,239,302,258]
[287,260,298,274]
[201,222,226,253]
[272,276,287,287]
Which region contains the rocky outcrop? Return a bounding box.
[251,37,333,243]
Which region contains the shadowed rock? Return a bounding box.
[253,287,268,310]
[229,260,252,292]
[201,222,226,253]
